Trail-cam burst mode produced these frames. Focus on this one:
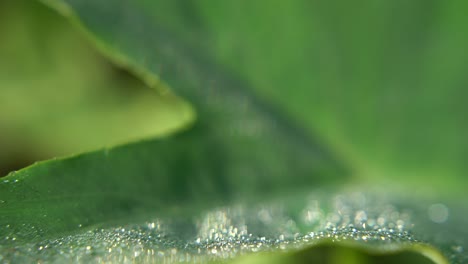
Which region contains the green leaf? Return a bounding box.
[0,0,193,175]
[1,0,467,263]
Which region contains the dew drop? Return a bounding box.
[428,203,449,223]
[451,245,463,253]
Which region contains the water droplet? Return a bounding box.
[257,209,272,223]
[354,210,367,224]
[133,245,143,257]
[428,203,449,223]
[451,245,463,253]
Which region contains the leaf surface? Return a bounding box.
[0,0,467,263]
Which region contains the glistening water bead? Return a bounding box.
[428,203,449,224]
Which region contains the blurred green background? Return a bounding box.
[136,0,468,195]
[1,0,468,197]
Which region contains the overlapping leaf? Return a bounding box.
[0,0,467,263]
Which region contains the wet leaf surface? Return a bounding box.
[1,0,467,263]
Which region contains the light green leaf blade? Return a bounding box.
[0,0,193,175]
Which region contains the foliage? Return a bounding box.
[0,0,467,263]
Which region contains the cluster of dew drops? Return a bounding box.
[0,190,465,263]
